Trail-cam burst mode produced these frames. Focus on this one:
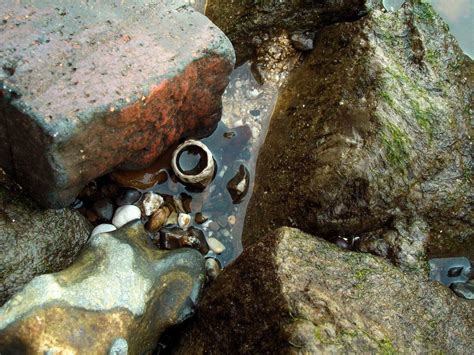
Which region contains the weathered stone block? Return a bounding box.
[175,227,474,353]
[0,221,206,353]
[0,0,235,208]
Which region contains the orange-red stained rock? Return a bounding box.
[0,1,235,208]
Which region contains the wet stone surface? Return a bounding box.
[0,0,235,208]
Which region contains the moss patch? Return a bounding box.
[381,121,410,171]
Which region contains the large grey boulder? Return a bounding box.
[174,227,474,354]
[0,0,235,208]
[0,173,91,306]
[0,221,206,354]
[243,0,473,269]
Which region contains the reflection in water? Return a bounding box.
[81,63,278,267]
[383,0,473,58]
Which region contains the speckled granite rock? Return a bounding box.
[0,0,235,208]
[175,227,474,354]
[0,175,91,306]
[0,220,205,353]
[243,0,473,270]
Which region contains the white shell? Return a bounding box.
[112,205,141,228]
[90,224,117,237]
[178,213,192,229]
[207,237,225,254]
[142,192,164,216]
[171,140,215,188]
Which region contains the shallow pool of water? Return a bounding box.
[78,63,277,267]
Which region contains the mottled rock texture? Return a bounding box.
[0,0,235,208]
[0,172,91,306]
[0,220,205,354]
[243,0,473,270]
[175,227,474,354]
[205,0,376,63]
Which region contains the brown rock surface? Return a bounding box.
[0,0,235,208]
[243,0,473,269]
[174,227,474,354]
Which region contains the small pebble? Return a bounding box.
[91,224,117,237]
[195,212,208,224]
[226,164,250,204]
[207,237,225,254]
[178,213,192,229]
[92,198,114,221]
[146,206,171,232]
[166,210,178,225]
[112,205,141,228]
[142,192,164,216]
[452,282,474,300]
[205,258,221,281]
[228,215,236,225]
[116,188,141,206]
[160,226,209,255]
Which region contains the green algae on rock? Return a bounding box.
[243,0,473,270]
[0,220,206,353]
[0,175,91,306]
[174,227,474,354]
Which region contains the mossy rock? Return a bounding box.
[243,0,473,269]
[174,227,474,353]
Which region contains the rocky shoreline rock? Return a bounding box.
[0,221,206,353]
[243,0,473,270]
[0,0,235,208]
[0,173,91,306]
[174,227,474,353]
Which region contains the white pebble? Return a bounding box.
[178,213,192,229]
[142,192,164,216]
[90,224,116,237]
[207,237,225,254]
[112,205,141,228]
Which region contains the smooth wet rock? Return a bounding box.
[92,198,114,222]
[91,223,117,237]
[0,0,235,208]
[160,226,209,255]
[0,221,205,353]
[243,0,473,270]
[452,282,474,300]
[141,192,164,217]
[226,164,250,204]
[115,188,142,207]
[429,257,472,286]
[195,212,208,224]
[112,205,141,228]
[111,168,168,190]
[0,182,91,306]
[205,258,221,281]
[175,227,474,353]
[147,206,171,232]
[178,213,192,230]
[207,237,225,254]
